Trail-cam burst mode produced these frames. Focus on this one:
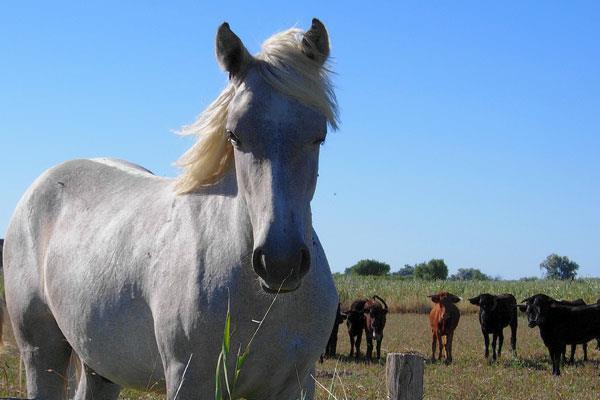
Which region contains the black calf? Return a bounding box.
[469,293,517,361]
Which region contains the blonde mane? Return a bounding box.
[175,27,339,194]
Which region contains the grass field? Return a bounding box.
[1,275,599,399]
[317,313,599,400]
[2,313,599,399]
[334,275,600,313]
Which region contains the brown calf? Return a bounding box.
[428,292,461,364]
[346,298,367,359]
[363,295,388,360]
[346,295,388,360]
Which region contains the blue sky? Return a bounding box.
[1,1,599,279]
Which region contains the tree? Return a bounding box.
[519,276,539,282]
[345,259,390,276]
[414,259,448,280]
[449,268,491,281]
[394,264,415,277]
[540,254,579,280]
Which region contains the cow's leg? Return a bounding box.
[552,347,562,376]
[376,338,382,360]
[431,333,437,362]
[73,362,121,400]
[482,331,490,359]
[510,320,517,356]
[437,334,443,361]
[365,334,373,361]
[491,333,498,361]
[355,330,363,359]
[582,343,588,362]
[569,345,576,364]
[445,332,454,364]
[497,330,504,359]
[331,334,338,357]
[348,333,355,358]
[8,296,73,399]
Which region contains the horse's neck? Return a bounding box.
[178,170,252,244]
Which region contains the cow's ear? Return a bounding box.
[468,295,480,305]
[383,309,389,314]
[428,294,440,303]
[517,304,527,312]
[451,295,462,303]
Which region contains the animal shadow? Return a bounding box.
[503,357,547,371]
[333,354,383,365]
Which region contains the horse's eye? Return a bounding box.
[226,130,241,146]
[313,137,326,146]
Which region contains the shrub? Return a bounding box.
[450,268,491,281]
[345,259,390,276]
[414,259,448,280]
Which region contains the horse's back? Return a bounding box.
[4,157,167,269]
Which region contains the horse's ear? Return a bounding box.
[216,22,252,79]
[302,18,330,65]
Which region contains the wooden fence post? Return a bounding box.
[386,352,425,400]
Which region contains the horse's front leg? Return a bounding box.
[155,322,211,400]
[300,366,316,400]
[163,355,205,400]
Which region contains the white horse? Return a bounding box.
[4,19,338,400]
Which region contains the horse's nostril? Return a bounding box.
[299,246,310,276]
[252,248,267,279]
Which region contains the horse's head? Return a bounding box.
[177,20,337,293]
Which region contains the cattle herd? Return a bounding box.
[323,292,600,376]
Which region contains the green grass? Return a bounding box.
[334,275,600,313]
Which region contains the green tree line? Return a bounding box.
[343,253,582,281]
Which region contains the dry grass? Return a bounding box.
[1,273,598,398]
[2,313,599,399]
[315,313,600,400]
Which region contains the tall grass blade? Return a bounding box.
[214,352,223,400]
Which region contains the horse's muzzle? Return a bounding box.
[252,244,310,293]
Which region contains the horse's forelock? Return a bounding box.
[256,28,338,129]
